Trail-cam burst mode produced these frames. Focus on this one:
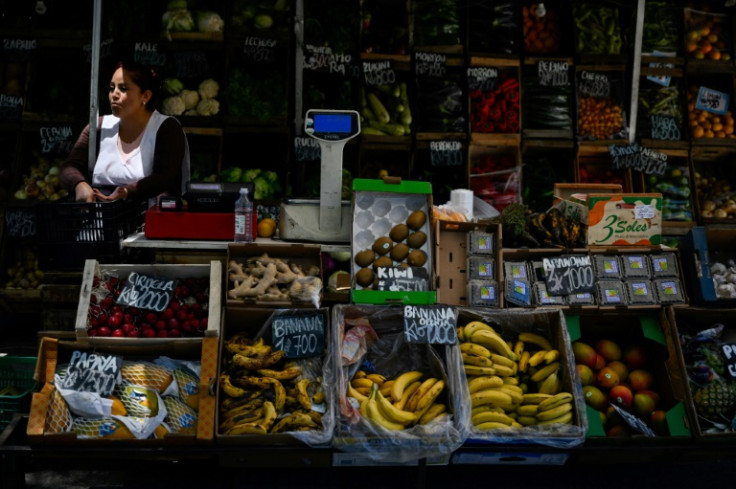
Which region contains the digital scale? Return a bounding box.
[279,109,360,243]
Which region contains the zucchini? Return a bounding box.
[368,92,390,123]
[368,120,405,136]
[362,126,388,136]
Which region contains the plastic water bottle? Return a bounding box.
[234,187,254,242]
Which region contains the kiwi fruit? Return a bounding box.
[408,249,427,267]
[354,249,375,267]
[390,242,410,262]
[389,223,409,242]
[372,236,393,255]
[373,255,393,270]
[406,231,427,249]
[406,210,427,230]
[355,267,375,287]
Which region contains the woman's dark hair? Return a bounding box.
[115,60,161,111]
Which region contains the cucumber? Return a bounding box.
[362,126,388,136]
[367,93,390,123]
[368,120,405,136]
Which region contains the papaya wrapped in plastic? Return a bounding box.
[73,417,136,440]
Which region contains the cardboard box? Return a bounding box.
[74,260,222,344]
[351,179,436,305]
[226,243,323,308]
[587,193,663,246]
[26,336,218,445]
[566,309,691,440]
[681,226,736,307]
[553,183,623,225]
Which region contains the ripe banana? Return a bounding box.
[490,364,514,377]
[522,393,553,405]
[220,394,263,415]
[518,350,531,373]
[538,371,561,395]
[220,407,265,432]
[366,373,387,385]
[233,375,286,411]
[489,353,516,369]
[471,389,514,408]
[543,349,560,364]
[517,332,553,351]
[536,410,573,425]
[462,353,494,368]
[346,382,368,404]
[232,350,286,370]
[460,342,492,358]
[295,379,312,411]
[470,330,518,361]
[258,400,278,432]
[537,392,573,412]
[517,415,537,426]
[471,405,504,417]
[220,374,248,398]
[355,386,371,396]
[513,340,525,357]
[498,385,523,405]
[390,370,424,402]
[536,401,573,422]
[457,326,466,342]
[379,380,395,398]
[225,422,267,435]
[354,370,367,379]
[365,387,404,431]
[527,350,549,368]
[464,365,497,377]
[419,403,447,425]
[406,378,438,412]
[463,320,497,338]
[351,378,375,389]
[502,376,519,386]
[516,404,539,417]
[475,421,511,431]
[468,375,504,394]
[256,367,301,381]
[530,361,560,383]
[394,380,421,411]
[375,386,417,425]
[413,379,445,417]
[225,337,272,357]
[270,412,319,433]
[471,411,515,426]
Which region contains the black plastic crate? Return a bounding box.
[36,200,145,270]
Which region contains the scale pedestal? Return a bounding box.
[279,199,352,242]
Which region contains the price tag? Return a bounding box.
[639,147,668,177]
[375,266,430,292]
[542,255,594,296]
[695,86,730,115]
[404,305,457,344]
[116,272,176,313]
[578,71,611,98]
[304,44,354,77]
[645,51,674,87]
[363,60,396,87]
[243,36,277,64]
[634,202,656,219]
[415,51,446,78]
[59,350,122,397]
[173,51,210,78]
[294,136,321,162]
[650,115,681,141]
[429,140,463,167]
[271,310,326,359]
[84,38,113,63]
[0,93,23,121]
[40,125,74,156]
[4,207,37,238]
[608,143,641,171]
[721,343,736,380]
[537,60,569,87]
[134,41,166,67]
[467,67,497,91]
[2,38,37,61]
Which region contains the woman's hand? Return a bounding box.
[74,182,96,202]
[94,186,128,202]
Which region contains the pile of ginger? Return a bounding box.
[227,253,322,303]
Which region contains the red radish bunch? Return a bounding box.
[86,275,209,338]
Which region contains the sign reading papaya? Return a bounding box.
[404,305,457,344]
[61,350,122,397]
[116,273,177,313]
[578,71,611,98]
[272,311,326,359]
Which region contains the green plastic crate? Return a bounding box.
[0,356,37,431]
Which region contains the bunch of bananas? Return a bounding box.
[458,321,576,431]
[346,369,450,430]
[219,333,325,435]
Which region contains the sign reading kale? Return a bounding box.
[243,37,277,64]
[0,93,23,121]
[272,311,326,359]
[60,350,122,397]
[543,255,594,296]
[2,38,37,61]
[5,207,37,238]
[174,51,209,78]
[134,41,166,66]
[404,305,457,344]
[363,60,396,87]
[116,272,176,313]
[467,67,497,91]
[415,51,446,78]
[294,136,321,162]
[695,86,730,115]
[376,266,429,292]
[429,140,463,167]
[537,60,569,87]
[578,71,611,98]
[40,125,74,155]
[650,115,681,141]
[304,45,354,76]
[721,343,736,380]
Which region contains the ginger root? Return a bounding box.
[228,253,321,303]
[228,262,277,299]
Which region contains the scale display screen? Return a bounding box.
[314,113,352,133]
[305,109,360,142]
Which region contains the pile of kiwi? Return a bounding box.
[353,209,429,289]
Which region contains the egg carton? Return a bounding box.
[467,280,500,307]
[649,252,679,278]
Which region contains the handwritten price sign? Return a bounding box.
[404,305,457,344]
[272,311,326,359]
[543,255,594,296]
[695,86,730,115]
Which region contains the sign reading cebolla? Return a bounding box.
[116,273,177,313]
[404,305,457,344]
[272,311,326,359]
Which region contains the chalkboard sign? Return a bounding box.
[304,44,354,77]
[429,140,463,167]
[173,51,210,78]
[40,125,75,155]
[2,38,37,61]
[294,136,321,162]
[639,147,668,176]
[59,350,122,397]
[84,38,113,63]
[134,41,166,67]
[404,305,457,344]
[537,60,569,87]
[609,143,641,171]
[243,37,277,64]
[721,343,736,380]
[5,207,37,239]
[376,266,430,292]
[650,115,681,141]
[578,71,611,98]
[363,60,396,87]
[543,255,594,296]
[271,311,326,359]
[0,93,23,121]
[467,67,497,92]
[415,51,446,78]
[695,86,730,115]
[116,272,176,313]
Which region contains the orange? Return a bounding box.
[257,218,277,238]
[709,49,721,61]
[692,126,705,138]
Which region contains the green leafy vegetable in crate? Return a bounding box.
[573,2,623,55]
[642,1,679,53]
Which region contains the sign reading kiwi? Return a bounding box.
[403,305,457,344]
[376,265,429,292]
[271,310,326,359]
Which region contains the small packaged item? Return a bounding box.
[468,280,499,307]
[596,280,627,306]
[467,230,495,255]
[622,254,651,278]
[533,282,566,306]
[467,256,495,280]
[529,260,546,282]
[504,261,529,281]
[625,280,656,305]
[567,291,596,306]
[650,253,679,278]
[654,278,686,304]
[505,278,533,307]
[594,255,622,279]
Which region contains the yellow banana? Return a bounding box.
[460,342,492,358]
[470,389,514,408]
[464,365,497,377]
[528,350,549,368]
[475,421,512,431]
[233,376,286,411]
[220,399,264,422]
[257,401,278,432]
[463,320,497,338]
[470,330,518,361]
[351,378,375,389]
[419,403,447,425]
[390,370,424,402]
[270,412,320,433]
[536,410,573,425]
[220,408,265,432]
[220,374,248,398]
[406,378,438,412]
[468,375,504,394]
[457,326,466,342]
[232,350,286,370]
[536,402,573,422]
[366,373,387,385]
[256,367,301,381]
[516,404,539,417]
[530,362,560,383]
[537,392,574,412]
[346,381,368,404]
[502,376,519,386]
[490,353,516,369]
[355,386,371,396]
[471,411,515,426]
[394,381,421,410]
[472,405,504,417]
[517,415,537,426]
[518,332,553,351]
[462,353,494,368]
[543,349,560,364]
[490,364,514,377]
[220,391,263,412]
[413,379,445,418]
[375,386,417,426]
[498,385,523,405]
[538,371,561,395]
[225,422,267,435]
[354,370,367,379]
[522,393,553,405]
[225,336,272,357]
[518,350,531,373]
[379,380,395,398]
[295,378,312,411]
[366,387,404,431]
[513,340,525,357]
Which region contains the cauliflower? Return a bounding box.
[196,11,224,33]
[198,79,219,100]
[162,95,186,116]
[196,98,220,116]
[180,89,200,110]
